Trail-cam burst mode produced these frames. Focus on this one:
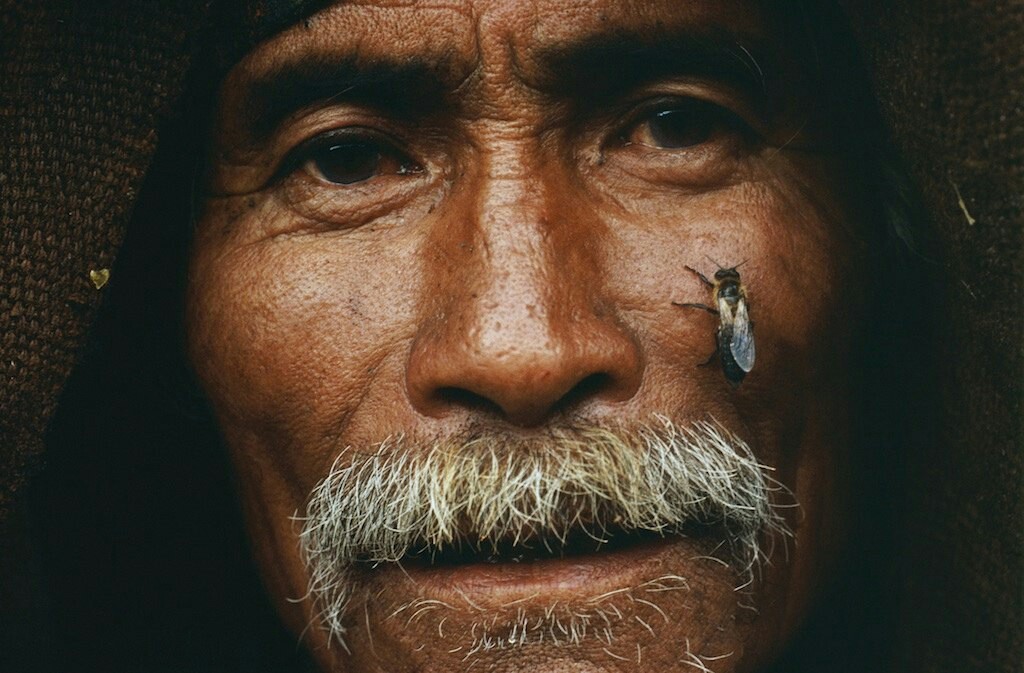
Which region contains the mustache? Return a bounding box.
[297,416,792,642]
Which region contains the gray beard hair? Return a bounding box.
[297,415,791,648]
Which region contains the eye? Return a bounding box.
[310,141,387,185]
[282,130,422,186]
[624,98,747,150]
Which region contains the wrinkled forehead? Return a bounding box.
[237,0,770,69]
[214,0,837,154]
[227,0,798,98]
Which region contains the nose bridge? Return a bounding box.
[471,155,562,350]
[406,132,643,427]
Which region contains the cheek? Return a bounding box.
[602,173,858,385]
[186,227,418,471]
[597,172,860,535]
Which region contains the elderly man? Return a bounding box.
[1,1,1020,672]
[185,1,882,671]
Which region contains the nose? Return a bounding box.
[405,169,643,427]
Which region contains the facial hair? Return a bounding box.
[297,415,790,646]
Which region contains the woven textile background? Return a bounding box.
[0,1,209,516]
[842,2,1023,670]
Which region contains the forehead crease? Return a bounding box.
[234,1,481,89]
[239,0,768,84]
[481,0,767,77]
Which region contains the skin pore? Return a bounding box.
[187,1,868,671]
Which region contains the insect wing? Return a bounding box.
[729,298,755,372]
[716,295,734,327]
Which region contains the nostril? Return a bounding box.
[435,387,506,417]
[433,372,617,425]
[555,372,615,414]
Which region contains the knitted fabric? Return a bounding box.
[0,0,209,518]
[842,2,1023,670]
[0,0,329,520]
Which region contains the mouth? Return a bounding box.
[343,523,748,666]
[397,520,719,568]
[301,418,783,627]
[363,521,727,607]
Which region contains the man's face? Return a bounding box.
[188,1,866,670]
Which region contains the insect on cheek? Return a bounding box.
[672,262,755,387]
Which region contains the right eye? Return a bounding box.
[621,97,751,152]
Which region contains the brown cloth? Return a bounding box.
[842,2,1023,670]
[1,1,1020,671]
[0,0,200,519]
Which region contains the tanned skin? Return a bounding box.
[187,1,867,671]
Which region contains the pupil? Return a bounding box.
[314,142,381,185]
[648,104,715,149]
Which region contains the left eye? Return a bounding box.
[276,129,422,187]
[309,141,388,185]
[625,99,742,149]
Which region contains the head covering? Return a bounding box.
[842,2,1023,668]
[1,1,1020,670]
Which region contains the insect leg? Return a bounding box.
[672,301,718,314]
[684,265,714,287]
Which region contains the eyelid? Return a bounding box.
[611,85,767,143]
[619,97,755,148]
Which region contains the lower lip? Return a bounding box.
[368,535,710,608]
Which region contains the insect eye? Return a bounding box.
[626,99,744,150]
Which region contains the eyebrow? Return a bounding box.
[242,56,455,144]
[535,29,774,117]
[239,27,776,144]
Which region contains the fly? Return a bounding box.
[673,262,755,386]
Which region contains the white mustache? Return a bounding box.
[297,415,791,643]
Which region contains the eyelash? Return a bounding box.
[614,95,759,150]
